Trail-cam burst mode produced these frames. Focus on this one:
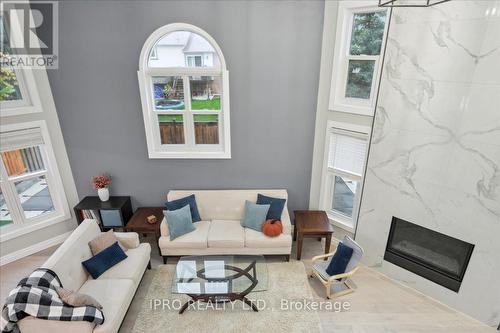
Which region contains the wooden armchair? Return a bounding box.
[309,235,363,299]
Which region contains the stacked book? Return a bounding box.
[80,209,102,225]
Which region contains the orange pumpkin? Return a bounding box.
[262,219,283,237]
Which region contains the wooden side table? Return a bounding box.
[294,210,334,260]
[124,207,164,255]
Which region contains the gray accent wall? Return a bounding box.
[47,1,324,212]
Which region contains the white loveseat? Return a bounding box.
[17,219,151,333]
[159,189,292,262]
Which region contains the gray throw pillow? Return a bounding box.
[241,200,270,232]
[165,205,196,241]
[56,287,103,309]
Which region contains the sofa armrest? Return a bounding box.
[160,217,169,237]
[281,207,292,235]
[18,316,94,333]
[114,232,140,249]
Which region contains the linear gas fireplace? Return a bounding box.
[384,217,474,292]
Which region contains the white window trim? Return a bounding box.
[0,9,44,117]
[328,1,389,116]
[0,120,71,242]
[185,54,203,67]
[138,23,231,159]
[319,120,370,232]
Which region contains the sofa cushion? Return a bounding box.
[244,228,292,248]
[78,279,135,333]
[82,242,128,279]
[97,243,151,284]
[208,220,245,248]
[56,287,103,309]
[241,201,270,232]
[256,194,286,220]
[165,194,201,222]
[167,189,288,221]
[164,205,195,240]
[159,221,210,249]
[88,230,127,255]
[114,232,140,249]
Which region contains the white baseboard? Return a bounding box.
[0,231,71,266]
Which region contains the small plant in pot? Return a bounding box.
[92,174,112,202]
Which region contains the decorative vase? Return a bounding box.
[97,187,110,202]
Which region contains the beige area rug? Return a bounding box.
[132,261,322,332]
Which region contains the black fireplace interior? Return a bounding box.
[384,217,474,292]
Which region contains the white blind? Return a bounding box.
[0,127,44,152]
[328,130,367,176]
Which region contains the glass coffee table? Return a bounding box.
[172,255,267,314]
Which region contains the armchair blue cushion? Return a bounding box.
[325,242,354,277]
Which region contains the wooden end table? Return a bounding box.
[293,210,334,260]
[124,207,164,255]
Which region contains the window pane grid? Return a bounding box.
[1,146,46,178]
[349,11,387,56]
[331,174,359,218]
[345,60,375,100]
[323,127,368,229]
[158,114,185,145]
[190,76,221,111]
[0,186,14,228]
[0,126,63,227]
[0,67,23,102]
[15,175,55,219]
[152,76,185,111]
[151,74,222,146]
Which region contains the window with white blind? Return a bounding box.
[320,121,369,231]
[0,122,70,232]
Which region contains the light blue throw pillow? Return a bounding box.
[164,205,196,241]
[241,201,270,232]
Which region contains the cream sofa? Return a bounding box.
[159,189,292,262]
[18,219,151,333]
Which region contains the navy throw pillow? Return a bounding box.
[82,242,127,279]
[256,194,286,220]
[326,242,354,277]
[165,194,201,222]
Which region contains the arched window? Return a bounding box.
[138,23,230,159]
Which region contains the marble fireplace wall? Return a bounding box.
[356,1,500,326]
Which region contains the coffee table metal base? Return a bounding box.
[178,261,259,314]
